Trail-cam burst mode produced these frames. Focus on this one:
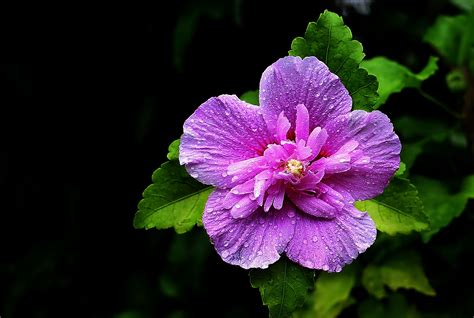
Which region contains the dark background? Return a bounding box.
[1,1,471,317]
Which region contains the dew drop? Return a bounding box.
[207,208,214,212]
[190,172,199,178]
[304,260,314,268]
[257,250,263,256]
[244,242,249,248]
[222,172,228,177]
[287,210,295,218]
[224,240,229,247]
[235,204,241,209]
[312,236,318,242]
[322,265,329,271]
[222,250,229,258]
[291,220,296,225]
[303,239,307,244]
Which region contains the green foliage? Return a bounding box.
[295,266,356,318]
[394,116,451,170]
[134,161,212,234]
[167,139,181,161]
[240,90,259,105]
[446,69,468,92]
[250,258,315,318]
[362,251,435,298]
[355,178,429,235]
[358,294,421,318]
[289,10,378,111]
[424,14,474,66]
[413,175,474,242]
[395,162,407,177]
[361,56,438,107]
[451,0,474,12]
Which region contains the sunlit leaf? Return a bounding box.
[424,14,474,66]
[240,90,259,105]
[167,139,181,161]
[295,265,356,318]
[355,178,429,235]
[134,161,212,234]
[289,10,378,111]
[361,56,438,107]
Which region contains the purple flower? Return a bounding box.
[179,56,400,272]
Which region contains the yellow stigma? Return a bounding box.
[286,159,304,176]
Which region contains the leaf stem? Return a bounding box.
[418,89,463,119]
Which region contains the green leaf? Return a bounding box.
[134,161,213,234]
[295,265,356,318]
[424,14,474,66]
[394,162,406,177]
[167,139,181,161]
[289,10,378,111]
[358,294,421,318]
[355,178,429,235]
[240,90,259,105]
[250,257,314,318]
[451,0,474,12]
[361,56,438,108]
[412,175,474,242]
[362,250,435,298]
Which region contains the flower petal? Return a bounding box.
[203,189,296,269]
[295,104,310,142]
[285,206,376,272]
[259,56,351,134]
[180,95,273,188]
[322,110,401,200]
[287,190,337,218]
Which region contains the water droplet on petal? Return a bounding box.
[287,211,295,218]
[222,172,228,177]
[303,240,307,244]
[312,236,318,242]
[222,250,229,258]
[190,172,199,178]
[257,250,263,256]
[322,265,329,271]
[235,204,241,209]
[244,242,249,248]
[232,189,239,194]
[304,260,314,268]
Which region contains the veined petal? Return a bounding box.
[203,189,296,269]
[180,94,273,188]
[285,206,376,272]
[322,110,401,200]
[259,56,351,134]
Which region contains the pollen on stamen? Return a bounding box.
[286,159,304,176]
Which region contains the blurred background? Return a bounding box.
[1,0,473,317]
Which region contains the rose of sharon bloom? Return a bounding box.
[179,56,400,272]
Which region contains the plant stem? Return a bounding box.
[418,89,463,119]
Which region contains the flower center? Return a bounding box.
[286,159,304,176]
